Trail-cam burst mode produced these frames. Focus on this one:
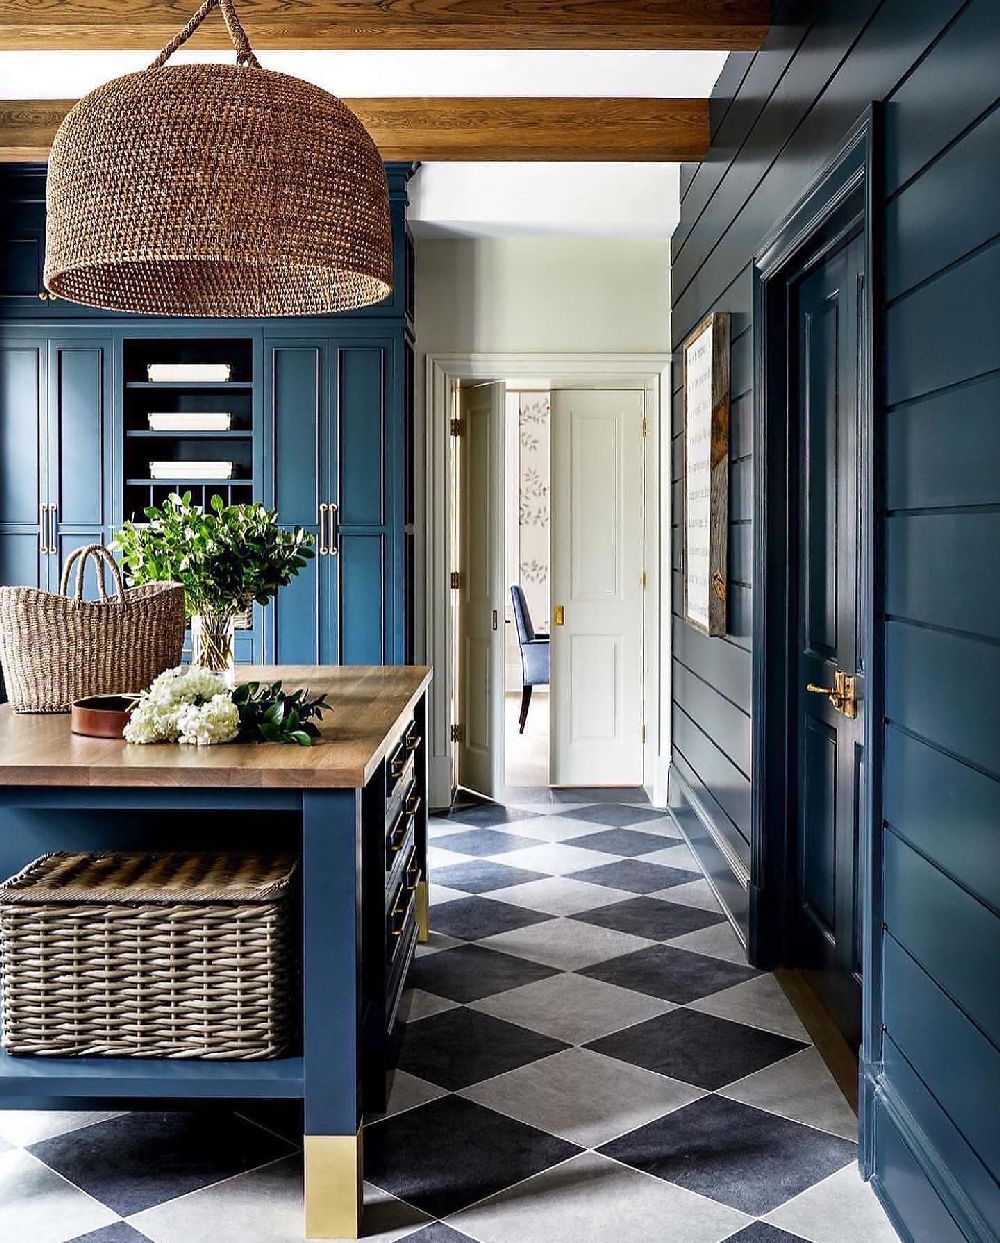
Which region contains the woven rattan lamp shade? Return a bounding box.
[44,0,392,317]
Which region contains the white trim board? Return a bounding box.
[419,352,672,810]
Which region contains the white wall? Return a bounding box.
[415,237,670,356]
[414,236,672,806]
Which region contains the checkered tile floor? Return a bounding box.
[0,788,897,1243]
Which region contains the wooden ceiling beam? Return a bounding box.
[0,97,710,162]
[0,1,770,51]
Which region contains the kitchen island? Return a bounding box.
[0,664,431,1240]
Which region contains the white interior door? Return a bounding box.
[550,389,644,786]
[456,382,505,797]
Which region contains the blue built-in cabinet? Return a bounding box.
[0,162,415,669]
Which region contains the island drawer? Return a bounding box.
[385,854,418,1030]
[385,718,420,815]
[385,792,419,893]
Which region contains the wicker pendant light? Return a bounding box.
[44,0,392,317]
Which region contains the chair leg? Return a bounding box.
[519,685,532,733]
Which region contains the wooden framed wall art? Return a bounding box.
[682,311,730,636]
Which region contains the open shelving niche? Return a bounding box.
[122,336,256,521]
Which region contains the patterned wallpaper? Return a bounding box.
[517,392,550,628]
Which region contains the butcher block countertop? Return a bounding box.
[0,665,432,790]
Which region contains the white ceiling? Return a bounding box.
[0,49,725,240]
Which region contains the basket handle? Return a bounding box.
[58,545,127,604]
[150,0,261,71]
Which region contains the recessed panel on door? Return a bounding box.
[272,345,322,529]
[569,633,619,742]
[570,412,621,600]
[0,344,42,527]
[339,532,385,665]
[51,343,106,529]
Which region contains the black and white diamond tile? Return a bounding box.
[2,787,894,1243]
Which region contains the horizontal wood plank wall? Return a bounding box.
[670,3,1000,1239]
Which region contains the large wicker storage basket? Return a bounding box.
[0,544,186,713]
[0,852,298,1060]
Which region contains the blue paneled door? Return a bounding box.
[0,333,111,599]
[267,337,336,665]
[264,334,398,666]
[792,229,866,1050]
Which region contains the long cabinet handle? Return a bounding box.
[39,503,57,555]
[327,502,339,556]
[318,502,329,556]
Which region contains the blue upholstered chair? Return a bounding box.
[510,585,550,733]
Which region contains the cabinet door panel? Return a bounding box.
[0,530,43,590]
[338,346,385,526]
[271,342,325,529]
[48,340,109,530]
[339,533,385,665]
[0,341,44,526]
[272,550,322,666]
[0,236,43,302]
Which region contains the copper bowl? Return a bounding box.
[70,695,137,739]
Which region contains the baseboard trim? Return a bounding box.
[668,763,749,946]
[428,754,452,812]
[866,1064,994,1243]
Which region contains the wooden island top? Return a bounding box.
[0,665,432,790]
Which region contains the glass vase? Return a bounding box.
[190,609,237,684]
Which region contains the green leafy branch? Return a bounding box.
[112,492,314,617]
[233,681,330,746]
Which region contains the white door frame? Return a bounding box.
[421,352,672,810]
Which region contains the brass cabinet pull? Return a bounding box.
[406,862,421,891]
[318,502,329,556]
[405,791,422,817]
[404,724,420,751]
[554,604,565,626]
[39,503,57,555]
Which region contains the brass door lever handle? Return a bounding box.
[806,670,858,719]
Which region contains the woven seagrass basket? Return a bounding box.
[0,852,298,1059]
[44,0,392,318]
[0,545,185,713]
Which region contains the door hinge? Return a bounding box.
[641,417,648,437]
[641,724,647,744]
[450,417,463,437]
[450,570,461,590]
[640,571,647,590]
[450,723,463,743]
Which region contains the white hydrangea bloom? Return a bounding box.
[124,666,237,745]
[175,695,240,746]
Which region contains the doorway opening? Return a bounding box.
[504,387,551,789]
[428,356,666,810]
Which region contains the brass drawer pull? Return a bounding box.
[404,725,420,751]
[389,813,409,853]
[390,897,409,937]
[405,792,421,817]
[406,862,421,891]
[390,749,409,780]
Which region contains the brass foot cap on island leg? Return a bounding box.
[415,879,430,943]
[304,1132,362,1240]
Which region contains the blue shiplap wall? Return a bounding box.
[669,4,1000,1240]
